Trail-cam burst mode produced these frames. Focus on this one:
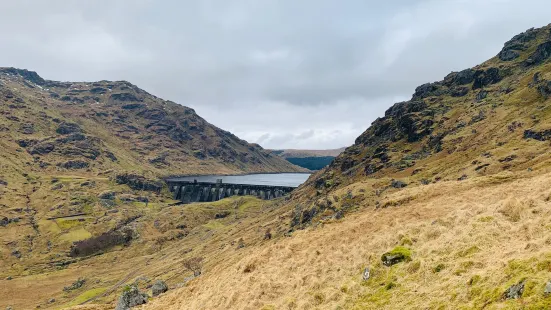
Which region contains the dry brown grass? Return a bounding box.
[138,171,551,310]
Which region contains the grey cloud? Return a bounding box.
[1,0,550,149]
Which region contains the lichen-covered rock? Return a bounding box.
[56,122,83,135]
[57,160,89,170]
[381,246,411,266]
[114,173,163,192]
[472,68,502,89]
[503,281,525,299]
[151,280,168,297]
[115,285,148,310]
[98,191,116,200]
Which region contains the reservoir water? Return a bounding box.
[168,173,311,187]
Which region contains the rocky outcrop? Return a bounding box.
[526,41,551,66]
[151,280,169,297]
[498,27,538,61]
[472,68,502,89]
[115,285,148,310]
[115,173,163,192]
[503,281,525,299]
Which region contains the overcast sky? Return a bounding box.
[1,1,550,149]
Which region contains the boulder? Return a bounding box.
[362,268,371,281]
[115,285,148,310]
[391,180,407,188]
[151,280,168,297]
[381,246,411,266]
[98,191,116,200]
[503,281,525,299]
[544,280,551,296]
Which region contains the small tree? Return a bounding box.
[183,257,203,277]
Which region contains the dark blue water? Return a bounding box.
[168,173,311,187]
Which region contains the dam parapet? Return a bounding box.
[166,179,296,204]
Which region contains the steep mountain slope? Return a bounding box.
[292,24,551,216]
[0,69,303,310]
[130,24,551,309]
[0,67,303,180]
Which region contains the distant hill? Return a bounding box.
[270,147,345,170]
[0,68,305,179]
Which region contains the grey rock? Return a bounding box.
[544,280,551,296]
[48,298,55,303]
[472,68,501,89]
[499,49,520,61]
[503,280,525,299]
[362,268,370,281]
[476,90,488,101]
[526,41,551,66]
[57,160,89,170]
[63,278,86,292]
[151,280,168,297]
[391,180,407,188]
[0,217,8,227]
[98,191,116,200]
[381,251,409,267]
[115,285,148,310]
[11,250,21,259]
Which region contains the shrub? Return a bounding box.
[183,257,203,277]
[69,228,133,257]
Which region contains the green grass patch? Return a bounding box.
[64,287,107,307]
[59,227,92,243]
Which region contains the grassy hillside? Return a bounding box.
[135,24,551,309]
[6,23,551,310]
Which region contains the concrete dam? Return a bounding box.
[166,179,296,204]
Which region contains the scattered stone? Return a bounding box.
[115,285,148,310]
[458,174,468,181]
[391,180,407,188]
[6,276,12,280]
[57,160,89,170]
[381,246,411,267]
[63,278,86,292]
[151,280,169,297]
[503,280,525,300]
[362,268,371,281]
[98,191,116,200]
[215,211,230,219]
[334,210,344,220]
[236,238,245,249]
[544,280,551,296]
[11,250,21,259]
[48,299,55,303]
[0,217,8,227]
[476,90,488,101]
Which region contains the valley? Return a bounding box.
[3,18,551,310]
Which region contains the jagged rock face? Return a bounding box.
[498,27,538,61]
[0,68,304,175]
[296,24,551,216]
